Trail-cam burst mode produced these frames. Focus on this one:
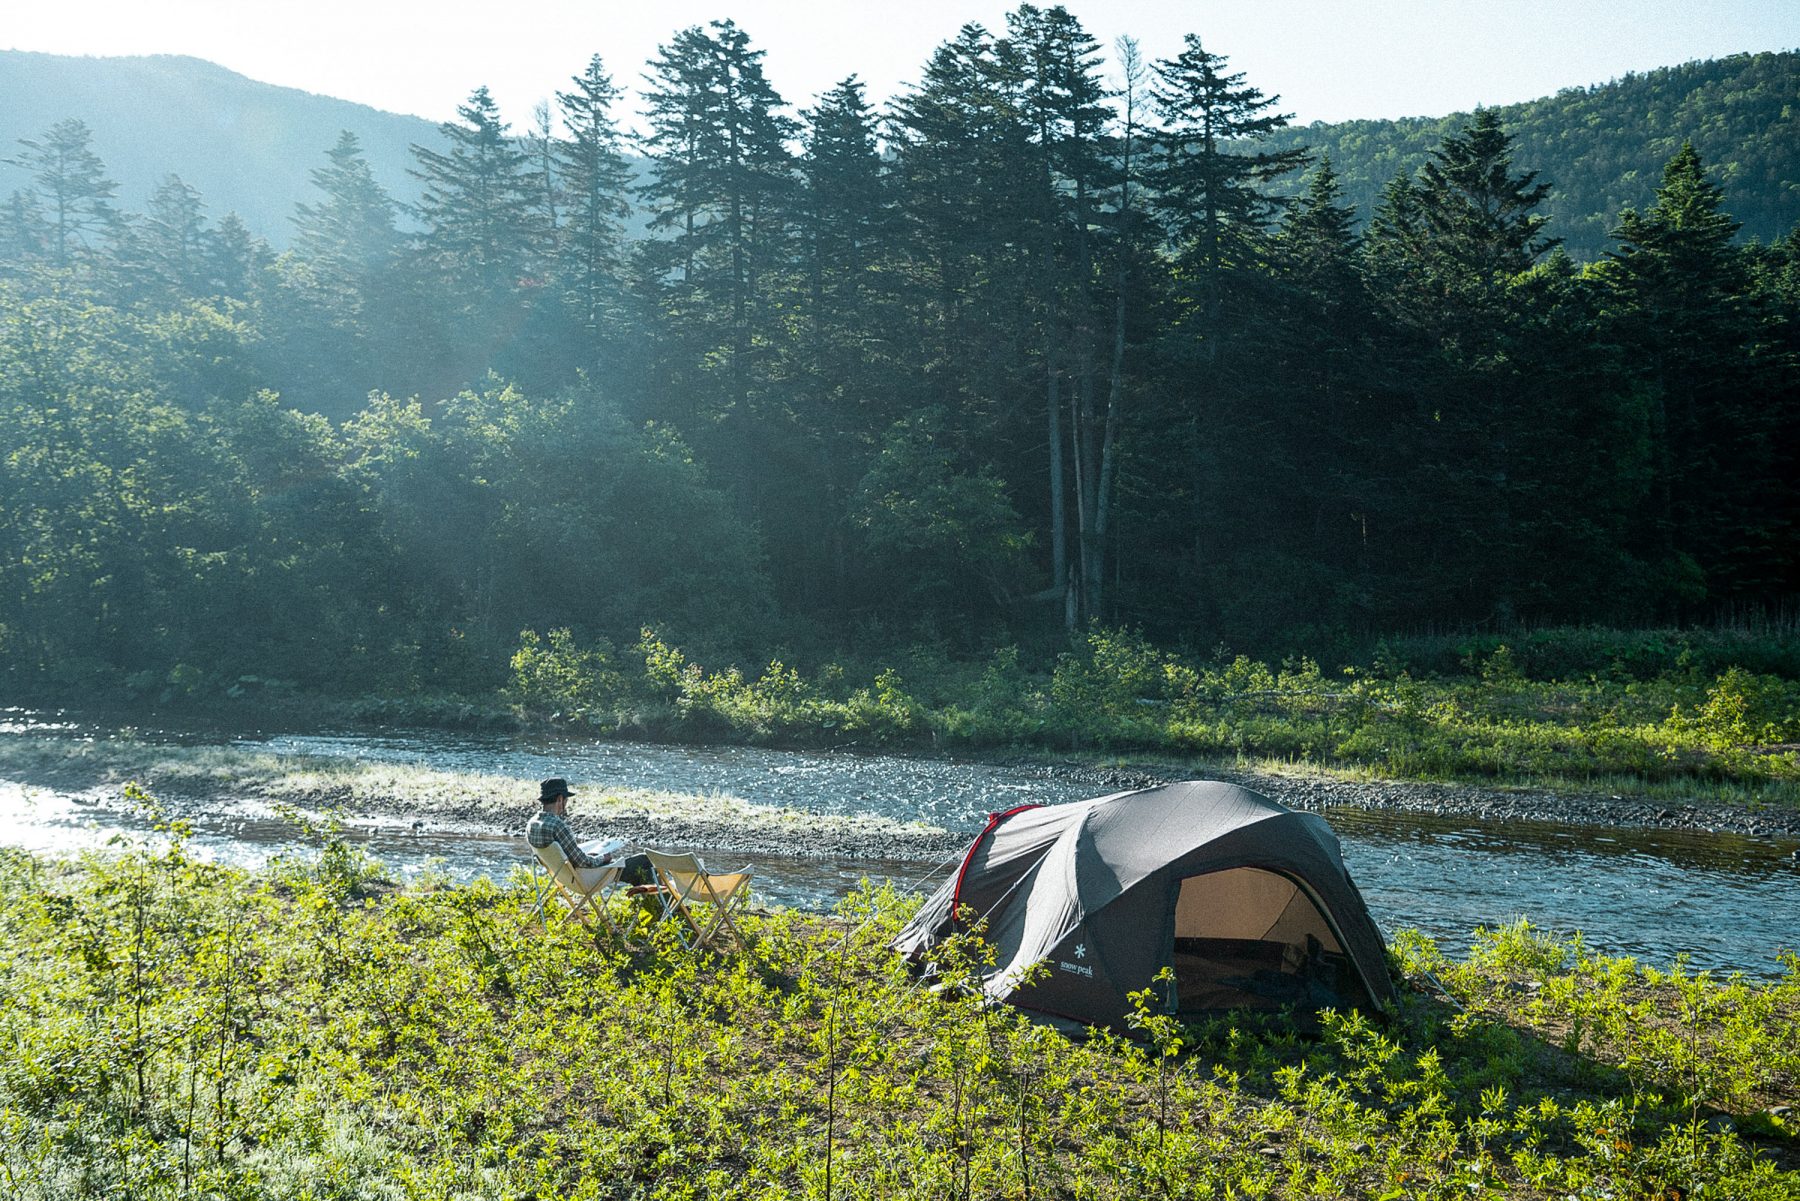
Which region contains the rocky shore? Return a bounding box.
[1176,766,1800,841]
[4,733,1798,865]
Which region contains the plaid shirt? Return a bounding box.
[525,809,603,868]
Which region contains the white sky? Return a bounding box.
[5,1,1798,132]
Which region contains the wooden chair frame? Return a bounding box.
[529,841,654,945]
[643,849,755,953]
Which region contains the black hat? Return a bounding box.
[539,777,574,804]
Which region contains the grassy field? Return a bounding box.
[1,822,1795,1200]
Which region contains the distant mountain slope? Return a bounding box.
[1267,50,1800,257]
[0,51,440,246]
[2,48,1795,259]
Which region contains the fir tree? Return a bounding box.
[411,87,542,300]
[1603,142,1787,603]
[293,131,401,301]
[638,21,798,416]
[1148,34,1307,357]
[554,55,635,352]
[7,118,119,270]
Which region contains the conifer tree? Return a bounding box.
[1604,142,1786,603]
[554,55,635,353]
[1412,108,1557,338]
[204,213,261,302]
[0,190,48,275]
[142,174,208,300]
[1149,34,1306,358]
[889,21,1035,409]
[638,21,798,430]
[411,87,542,300]
[293,131,401,301]
[7,118,119,270]
[277,132,408,412]
[792,75,898,605]
[1268,158,1380,585]
[1365,113,1558,621]
[1008,4,1114,625]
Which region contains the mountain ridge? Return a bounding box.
[2,47,1795,256]
[0,50,442,245]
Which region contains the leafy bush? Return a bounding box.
[3,847,1793,1199]
[506,627,631,716]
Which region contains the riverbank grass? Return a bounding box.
[1,833,1794,1199]
[498,626,1800,809]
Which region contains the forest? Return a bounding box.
[1,7,1797,709]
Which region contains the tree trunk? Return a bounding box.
[1047,352,1069,628]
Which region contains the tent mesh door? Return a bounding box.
[1170,868,1357,1013]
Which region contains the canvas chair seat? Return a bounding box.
[529,840,658,944]
[643,849,755,952]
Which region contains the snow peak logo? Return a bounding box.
[1058,942,1094,977]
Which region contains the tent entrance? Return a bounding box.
[1170,867,1358,1013]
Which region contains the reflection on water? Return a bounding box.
[3,716,1797,975]
[1329,808,1798,975]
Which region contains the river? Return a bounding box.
[2,718,1795,977]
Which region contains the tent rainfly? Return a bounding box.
[893,781,1397,1028]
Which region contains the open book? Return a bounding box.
[578,836,627,863]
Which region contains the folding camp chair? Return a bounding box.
[643,850,755,953]
[529,841,655,945]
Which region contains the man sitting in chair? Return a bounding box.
[525,777,654,886]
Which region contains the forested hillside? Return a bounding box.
[1,9,1796,704]
[0,51,437,243]
[3,46,1796,256]
[1265,50,1800,258]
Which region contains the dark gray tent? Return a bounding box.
[894,781,1396,1028]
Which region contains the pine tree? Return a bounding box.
[0,190,48,275]
[790,75,899,607]
[1412,108,1557,342]
[293,131,401,301]
[1269,158,1380,587]
[204,213,261,302]
[7,118,119,270]
[1603,142,1786,604]
[1356,113,1560,622]
[142,174,208,300]
[638,21,798,418]
[888,21,1035,410]
[1007,4,1115,625]
[1148,34,1307,358]
[411,87,543,301]
[554,55,635,354]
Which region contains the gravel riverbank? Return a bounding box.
[6,734,1799,865]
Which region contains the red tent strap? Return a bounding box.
[950,804,1041,916]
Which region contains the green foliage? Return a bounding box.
[3,846,1793,1198]
[1262,50,1800,256]
[484,622,1800,805]
[4,35,1800,713]
[507,627,628,716]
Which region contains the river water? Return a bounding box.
[2,719,1796,977]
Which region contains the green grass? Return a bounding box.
[0,826,1794,1199]
[497,626,1800,809]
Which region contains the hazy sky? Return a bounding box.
[6,1,1798,132]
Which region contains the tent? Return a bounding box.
[893,780,1396,1028]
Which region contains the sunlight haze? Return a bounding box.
[6,0,1798,131]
